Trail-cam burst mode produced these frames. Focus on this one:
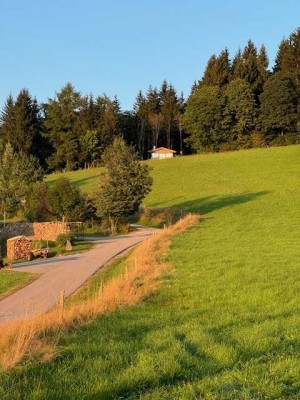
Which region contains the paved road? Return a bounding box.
[0,226,156,323]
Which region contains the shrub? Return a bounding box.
[250,131,265,148]
[271,133,300,147]
[56,233,75,248]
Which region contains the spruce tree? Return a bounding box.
[258,73,298,142]
[275,28,300,87]
[160,82,178,149]
[134,91,148,158]
[183,85,226,152]
[224,78,257,145]
[0,90,42,157]
[146,86,162,148]
[95,137,152,234]
[202,50,231,87]
[232,48,244,79]
[0,94,15,151]
[43,83,82,170]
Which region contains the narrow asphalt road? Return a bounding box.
[0,226,156,323]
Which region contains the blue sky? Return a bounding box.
[1,0,299,111]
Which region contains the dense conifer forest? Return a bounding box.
[1,27,299,171]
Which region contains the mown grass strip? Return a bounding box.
[0,271,38,301]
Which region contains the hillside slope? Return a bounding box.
[3,145,300,399]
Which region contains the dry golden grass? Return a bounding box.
[0,214,199,370]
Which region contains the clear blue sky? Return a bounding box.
[1,0,299,111]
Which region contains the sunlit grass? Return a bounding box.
[1,145,300,399]
[0,271,38,300]
[45,167,103,193]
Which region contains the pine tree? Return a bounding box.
[224,78,257,145]
[202,55,218,85]
[95,95,120,155]
[0,94,15,151]
[160,82,178,149]
[43,83,82,170]
[134,91,148,158]
[232,48,244,79]
[202,50,231,87]
[0,90,42,157]
[258,73,298,142]
[95,137,152,234]
[176,92,185,155]
[241,40,259,89]
[183,85,226,152]
[257,44,269,93]
[274,28,300,87]
[146,86,162,148]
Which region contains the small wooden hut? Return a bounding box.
[148,147,176,160]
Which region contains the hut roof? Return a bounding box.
[148,147,176,154]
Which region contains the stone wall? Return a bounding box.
[2,222,70,241]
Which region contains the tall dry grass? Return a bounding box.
[0,214,199,370]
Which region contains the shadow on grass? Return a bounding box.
[174,191,270,215]
[71,175,101,190]
[143,191,270,228]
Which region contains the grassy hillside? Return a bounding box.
[45,167,103,193]
[2,145,300,399]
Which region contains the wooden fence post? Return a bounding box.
[59,290,65,320]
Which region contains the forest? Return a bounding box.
[0,27,299,171]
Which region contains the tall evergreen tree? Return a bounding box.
[146,86,162,149]
[202,49,231,87]
[224,78,257,144]
[232,48,244,79]
[43,83,82,170]
[258,73,298,142]
[95,137,152,234]
[274,28,300,87]
[0,94,15,152]
[202,55,218,85]
[134,91,148,158]
[257,44,269,93]
[176,92,186,155]
[94,95,120,155]
[0,90,42,157]
[241,40,259,90]
[160,82,178,149]
[183,85,226,152]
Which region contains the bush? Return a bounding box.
[56,233,75,248]
[138,207,181,228]
[250,131,265,148]
[271,133,300,147]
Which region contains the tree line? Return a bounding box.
[0,138,152,234]
[0,27,299,172]
[184,28,300,152]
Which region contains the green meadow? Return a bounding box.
[45,167,103,193]
[1,145,300,399]
[0,271,37,300]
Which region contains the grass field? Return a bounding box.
[45,167,103,193]
[1,145,300,399]
[0,270,38,300]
